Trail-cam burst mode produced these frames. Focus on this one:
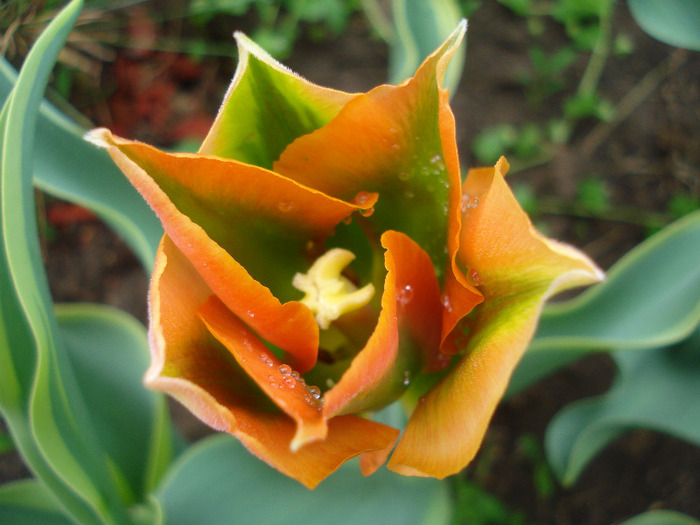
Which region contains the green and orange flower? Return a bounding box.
[87,22,603,489]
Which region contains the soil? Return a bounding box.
[2,1,699,524]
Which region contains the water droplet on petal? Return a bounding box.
[291,371,300,381]
[436,352,452,369]
[278,200,294,213]
[460,194,479,212]
[441,294,453,313]
[284,376,296,388]
[247,309,256,318]
[402,370,412,386]
[308,385,321,399]
[396,284,414,305]
[469,269,483,286]
[278,364,292,376]
[359,206,374,217]
[353,191,373,206]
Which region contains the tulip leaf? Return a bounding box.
[55,303,177,500]
[389,0,466,93]
[157,434,451,525]
[627,0,700,51]
[0,1,139,522]
[0,479,72,525]
[509,210,700,395]
[545,325,700,486]
[619,509,700,525]
[0,57,162,271]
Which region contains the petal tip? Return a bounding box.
[83,127,112,148]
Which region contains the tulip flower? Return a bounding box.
[86,21,604,489]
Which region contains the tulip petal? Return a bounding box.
[388,158,604,478]
[274,21,467,275]
[199,32,356,167]
[323,230,443,418]
[87,128,377,371]
[147,236,399,489]
[197,295,327,451]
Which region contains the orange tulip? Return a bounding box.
[87,22,603,488]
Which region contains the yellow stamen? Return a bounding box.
[292,248,375,330]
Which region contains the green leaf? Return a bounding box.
[509,210,700,395]
[55,304,177,501]
[618,509,700,525]
[0,1,135,522]
[627,0,700,51]
[533,210,700,352]
[0,479,72,525]
[545,325,700,485]
[0,57,162,270]
[389,0,465,93]
[157,434,451,525]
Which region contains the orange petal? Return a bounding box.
[323,230,443,418]
[199,32,356,167]
[273,22,467,274]
[87,128,376,372]
[197,295,326,451]
[388,158,604,478]
[146,236,398,489]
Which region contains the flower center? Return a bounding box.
[292,248,375,330]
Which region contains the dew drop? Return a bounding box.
[402,370,412,386]
[278,200,294,213]
[469,269,483,286]
[436,352,452,369]
[291,371,300,381]
[247,309,256,318]
[396,284,414,305]
[460,194,479,212]
[359,206,375,217]
[308,385,321,399]
[354,191,373,206]
[284,376,296,388]
[441,294,453,313]
[279,364,292,376]
[269,380,279,389]
[259,353,274,367]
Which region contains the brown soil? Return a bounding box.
[2,1,699,524]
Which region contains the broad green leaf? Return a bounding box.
[509,210,700,395]
[0,479,72,525]
[619,509,700,525]
[389,0,465,93]
[157,434,451,525]
[545,325,700,485]
[55,303,176,501]
[532,210,700,351]
[627,0,700,51]
[0,1,131,522]
[0,57,162,270]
